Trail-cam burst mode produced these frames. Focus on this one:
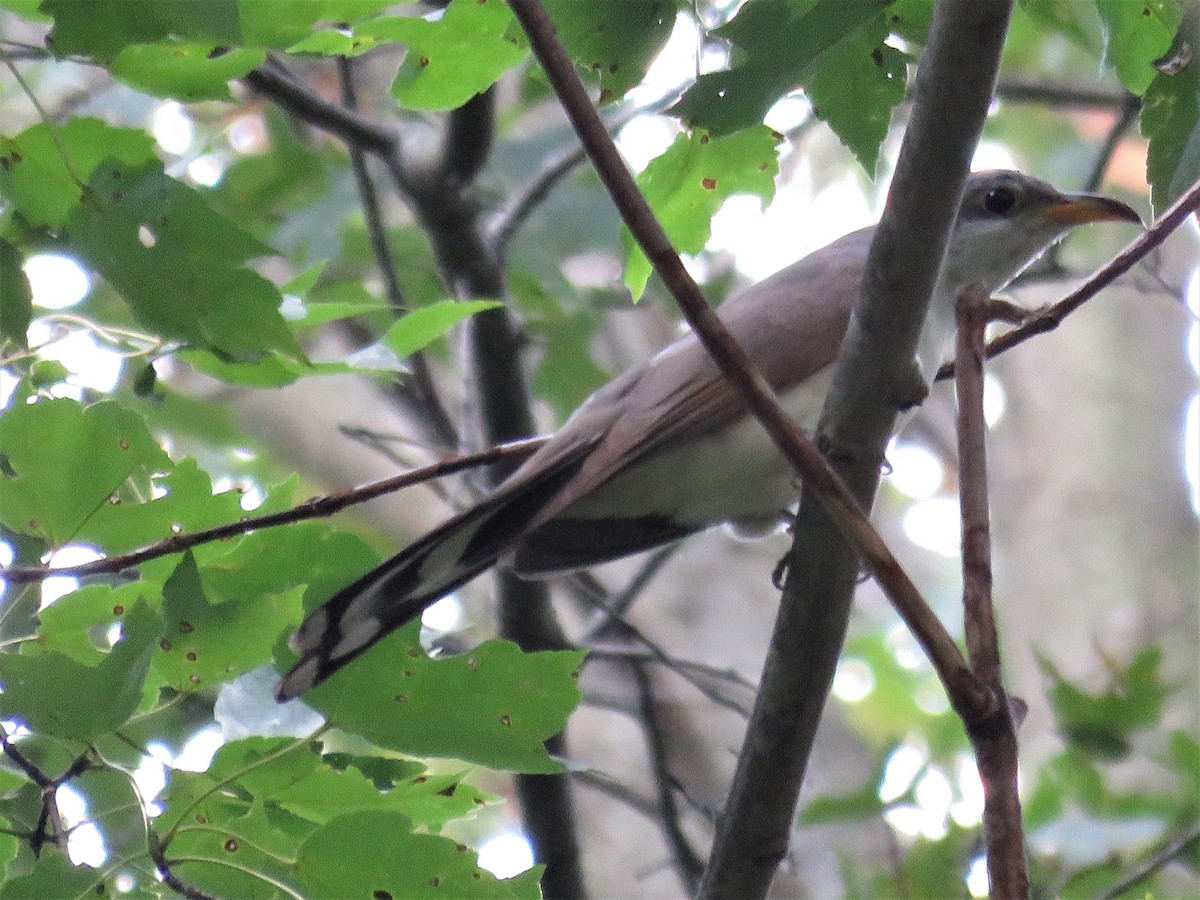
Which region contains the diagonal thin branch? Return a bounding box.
[936,173,1200,382]
[0,438,544,585]
[335,57,458,449]
[501,0,986,726]
[630,661,706,895]
[1094,821,1200,900]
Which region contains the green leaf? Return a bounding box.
[0,239,32,348]
[154,552,303,692]
[804,23,908,172]
[72,457,245,555]
[212,739,493,827]
[36,581,156,665]
[1141,10,1200,212]
[291,623,585,773]
[177,349,356,387]
[357,0,529,110]
[28,359,70,388]
[65,159,303,361]
[162,795,304,900]
[238,0,367,48]
[381,299,503,358]
[289,300,387,328]
[110,43,266,101]
[800,770,886,825]
[624,127,780,298]
[295,810,542,899]
[158,740,505,898]
[321,754,495,828]
[541,0,675,100]
[1039,648,1170,760]
[0,119,156,228]
[1096,0,1182,95]
[287,28,384,58]
[0,602,158,741]
[198,521,380,611]
[43,0,242,62]
[671,0,889,136]
[0,817,18,885]
[0,852,100,899]
[887,0,934,45]
[0,0,48,19]
[1166,730,1200,797]
[0,398,170,546]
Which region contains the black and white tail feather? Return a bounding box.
[276,450,589,700]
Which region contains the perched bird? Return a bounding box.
[277,170,1139,700]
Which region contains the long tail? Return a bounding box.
[276,448,588,700]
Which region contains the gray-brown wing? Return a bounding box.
[506,227,871,535]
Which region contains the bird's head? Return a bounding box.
[942,170,1141,293]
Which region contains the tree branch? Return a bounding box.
[996,76,1132,110]
[336,56,459,449]
[630,661,706,895]
[246,60,588,896]
[701,0,1014,893]
[956,285,1027,897]
[1095,821,1200,900]
[503,0,985,719]
[936,173,1200,382]
[0,439,544,585]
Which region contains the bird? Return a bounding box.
[276,169,1140,700]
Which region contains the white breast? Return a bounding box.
[560,365,837,532]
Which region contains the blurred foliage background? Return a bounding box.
[0,0,1197,897]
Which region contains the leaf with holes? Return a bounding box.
[287,623,585,773]
[110,43,266,101]
[43,0,241,61]
[71,457,246,555]
[804,22,909,173]
[0,119,156,228]
[671,0,889,136]
[1096,0,1182,95]
[295,811,542,899]
[0,602,158,741]
[357,0,527,110]
[0,398,170,547]
[65,158,302,361]
[541,0,675,101]
[624,127,780,298]
[1142,11,1200,212]
[155,553,304,692]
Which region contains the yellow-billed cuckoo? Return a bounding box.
[277,170,1139,700]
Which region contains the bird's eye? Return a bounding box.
[983,186,1018,215]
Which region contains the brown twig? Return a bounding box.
[0,438,544,585]
[148,831,218,900]
[1094,821,1200,900]
[937,174,1200,382]
[0,727,92,857]
[630,662,706,895]
[996,76,1132,110]
[335,56,458,449]
[955,285,1028,897]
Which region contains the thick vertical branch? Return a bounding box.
[701,2,1013,896]
[956,287,1027,897]
[412,90,587,900]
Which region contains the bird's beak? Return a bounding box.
[1043,192,1143,227]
